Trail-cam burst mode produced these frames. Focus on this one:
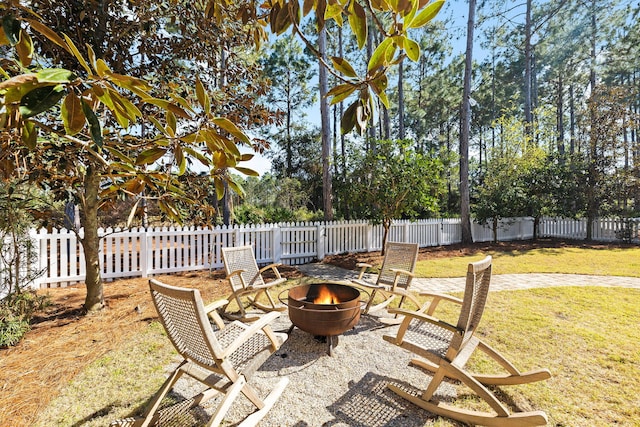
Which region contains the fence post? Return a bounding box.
[365,222,372,253]
[404,221,410,243]
[141,227,150,278]
[273,224,282,264]
[438,219,443,246]
[317,223,325,261]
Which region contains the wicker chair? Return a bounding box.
[383,256,551,427]
[352,241,421,317]
[112,279,288,427]
[220,245,287,322]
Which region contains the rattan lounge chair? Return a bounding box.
[111,279,288,427]
[383,256,551,427]
[351,241,421,317]
[220,245,287,322]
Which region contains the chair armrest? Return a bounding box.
[417,291,463,316]
[355,262,372,280]
[258,263,283,280]
[219,311,282,358]
[204,299,229,330]
[204,299,229,312]
[389,268,416,278]
[387,308,462,344]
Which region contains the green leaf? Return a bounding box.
[212,117,250,143]
[81,99,103,148]
[63,34,92,75]
[25,19,70,53]
[348,1,367,49]
[61,92,85,135]
[36,68,76,84]
[368,37,394,72]
[328,84,356,105]
[166,110,177,137]
[16,29,34,67]
[195,77,211,115]
[331,57,358,78]
[404,37,420,61]
[235,166,259,177]
[214,178,225,200]
[19,85,65,118]
[135,147,167,165]
[22,120,37,149]
[341,101,359,134]
[175,145,186,175]
[409,0,444,28]
[96,59,111,77]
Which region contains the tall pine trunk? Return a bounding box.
[460,0,476,244]
[318,21,333,220]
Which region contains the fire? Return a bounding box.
[313,285,340,304]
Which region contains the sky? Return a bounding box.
[239,0,489,177]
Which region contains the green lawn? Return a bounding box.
[416,246,640,278]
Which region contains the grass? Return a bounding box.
[415,246,640,278]
[33,245,640,426]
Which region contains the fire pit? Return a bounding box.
[281,283,362,356]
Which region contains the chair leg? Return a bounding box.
[139,362,186,427]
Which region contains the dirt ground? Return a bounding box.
[0,238,631,426]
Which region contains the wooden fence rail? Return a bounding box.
[1,216,637,291]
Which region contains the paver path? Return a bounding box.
[297,262,640,293]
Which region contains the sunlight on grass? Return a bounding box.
[415,246,640,278]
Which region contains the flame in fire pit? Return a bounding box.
[313,284,340,304]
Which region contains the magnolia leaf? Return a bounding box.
[331,57,358,78]
[175,145,186,175]
[135,147,167,165]
[36,68,76,84]
[22,120,37,149]
[126,199,140,229]
[86,44,97,72]
[274,1,292,34]
[81,99,103,148]
[214,178,225,200]
[16,29,34,67]
[148,116,167,135]
[2,15,20,45]
[324,2,344,26]
[368,37,394,72]
[235,166,259,177]
[96,59,111,77]
[61,92,85,135]
[377,90,390,109]
[63,34,92,75]
[269,3,281,33]
[166,110,177,137]
[228,178,245,196]
[341,101,359,134]
[328,84,356,105]
[170,94,196,114]
[25,19,70,53]
[409,0,444,28]
[405,37,420,61]
[104,146,134,164]
[303,0,315,16]
[19,85,65,118]
[0,74,38,91]
[348,1,367,49]
[195,77,211,115]
[240,153,254,161]
[212,117,250,143]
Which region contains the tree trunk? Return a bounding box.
[460,0,476,244]
[557,74,565,156]
[398,56,405,139]
[318,21,333,220]
[381,218,391,256]
[586,0,598,241]
[81,165,104,311]
[524,0,533,140]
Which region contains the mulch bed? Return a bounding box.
[0,238,631,426]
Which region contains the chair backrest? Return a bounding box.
[377,242,419,289]
[451,256,493,352]
[222,245,264,290]
[149,279,223,369]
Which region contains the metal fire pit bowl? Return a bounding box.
[280,283,362,356]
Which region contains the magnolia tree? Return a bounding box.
[0,0,444,311]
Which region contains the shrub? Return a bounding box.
[0,291,50,348]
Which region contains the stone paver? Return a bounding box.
[296,262,640,293]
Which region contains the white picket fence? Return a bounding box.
[1,216,636,291]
